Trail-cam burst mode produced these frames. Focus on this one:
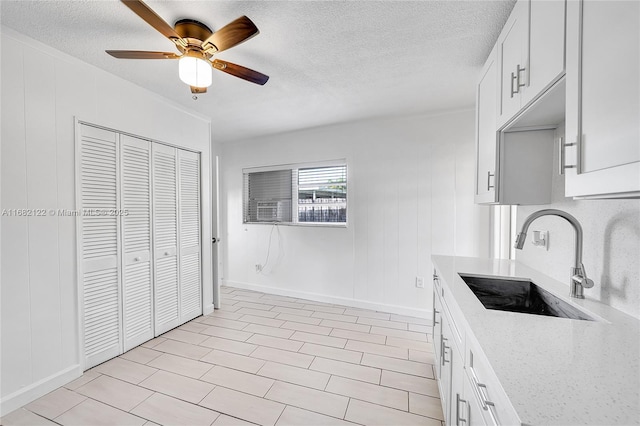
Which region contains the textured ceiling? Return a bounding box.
[1,0,515,143]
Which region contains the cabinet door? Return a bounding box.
[152,144,180,335]
[475,45,498,204]
[498,0,528,126]
[178,149,202,323]
[78,124,122,369]
[450,345,465,426]
[433,271,444,379]
[120,135,154,351]
[523,0,566,105]
[440,319,453,426]
[565,0,640,198]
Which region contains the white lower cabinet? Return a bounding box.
[78,123,202,369]
[432,269,519,425]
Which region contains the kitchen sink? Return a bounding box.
[459,274,594,321]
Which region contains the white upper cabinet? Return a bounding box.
[497,0,529,126]
[523,0,566,105]
[564,0,640,198]
[498,0,567,128]
[475,44,555,206]
[475,45,499,204]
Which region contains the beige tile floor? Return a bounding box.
[2,287,443,426]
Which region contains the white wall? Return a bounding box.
[0,27,213,414]
[516,138,640,320]
[220,110,490,316]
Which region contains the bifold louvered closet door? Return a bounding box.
[78,124,202,369]
[152,144,181,335]
[79,125,122,368]
[120,135,154,351]
[179,150,202,323]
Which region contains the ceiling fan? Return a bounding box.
[106,0,269,95]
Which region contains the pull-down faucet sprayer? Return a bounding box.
[514,209,594,299]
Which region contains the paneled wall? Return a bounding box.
[0,27,213,414]
[220,110,490,316]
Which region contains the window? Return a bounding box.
[297,166,347,223]
[243,161,347,226]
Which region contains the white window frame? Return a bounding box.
[243,159,348,228]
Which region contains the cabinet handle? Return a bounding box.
[487,171,495,190]
[476,382,499,425]
[516,64,526,92]
[134,257,140,262]
[476,383,496,409]
[510,65,526,97]
[164,251,170,256]
[441,337,450,365]
[558,137,577,175]
[456,393,467,425]
[577,134,583,174]
[433,308,440,326]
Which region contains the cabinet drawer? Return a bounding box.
[465,338,520,425]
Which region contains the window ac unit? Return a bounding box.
[256,201,289,222]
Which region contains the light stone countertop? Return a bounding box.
[432,255,640,426]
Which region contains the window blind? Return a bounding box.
[243,169,293,223]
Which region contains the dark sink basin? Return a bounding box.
[459,274,594,321]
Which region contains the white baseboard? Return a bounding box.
[0,364,82,417]
[223,280,432,319]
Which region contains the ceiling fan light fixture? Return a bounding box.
[178,54,212,88]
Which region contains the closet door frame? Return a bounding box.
[75,119,204,370]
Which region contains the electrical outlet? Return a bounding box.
[255,264,262,272]
[532,230,548,250]
[416,276,425,288]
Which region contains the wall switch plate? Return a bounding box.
[416,276,425,288]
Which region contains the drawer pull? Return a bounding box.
[476,383,495,409]
[456,393,467,425]
[441,337,450,365]
[470,372,499,425]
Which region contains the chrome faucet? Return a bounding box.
[514,209,594,299]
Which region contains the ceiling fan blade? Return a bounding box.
[191,86,207,94]
[121,0,183,42]
[106,50,180,59]
[212,59,269,85]
[202,16,259,53]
